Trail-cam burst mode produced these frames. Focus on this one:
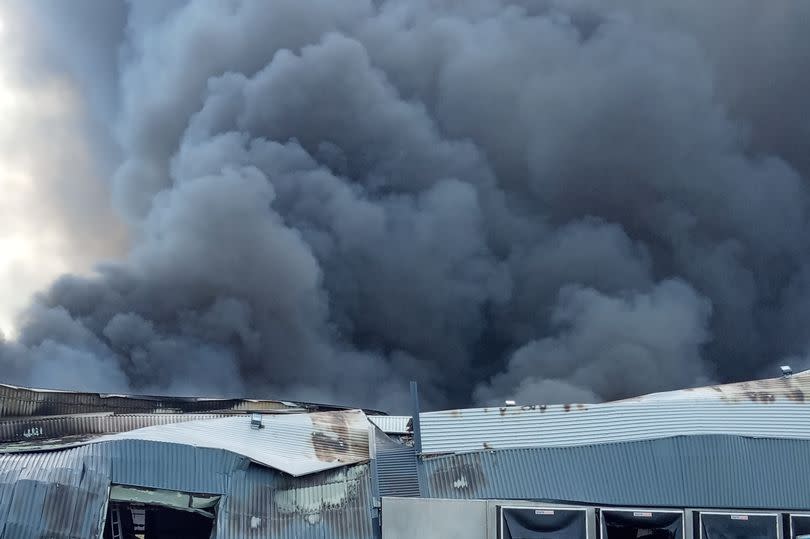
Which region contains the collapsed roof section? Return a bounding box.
[0,382,383,477]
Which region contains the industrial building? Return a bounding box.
[2,370,810,538]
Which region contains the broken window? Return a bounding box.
[103,485,220,539]
[601,509,683,539]
[500,506,588,539]
[699,512,779,539]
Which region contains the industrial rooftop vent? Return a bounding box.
[499,505,589,539]
[600,508,684,539]
[698,512,780,539]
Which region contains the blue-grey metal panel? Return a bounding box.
[100,439,245,494]
[420,399,810,455]
[217,462,375,539]
[420,435,810,510]
[375,430,420,497]
[0,447,110,539]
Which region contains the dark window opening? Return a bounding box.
[103,502,215,539]
[602,510,683,539]
[791,515,810,539]
[700,513,778,539]
[501,507,588,539]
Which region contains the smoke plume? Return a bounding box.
[2,0,810,411]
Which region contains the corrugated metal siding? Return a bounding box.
[420,400,810,454]
[217,463,375,539]
[0,447,111,539]
[0,439,375,539]
[100,440,245,494]
[368,416,411,434]
[420,434,810,510]
[375,429,420,497]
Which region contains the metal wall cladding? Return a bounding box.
[217,463,376,539]
[0,447,111,539]
[419,399,810,455]
[0,439,375,539]
[375,429,420,498]
[420,434,810,510]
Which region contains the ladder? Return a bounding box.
[110,505,123,539]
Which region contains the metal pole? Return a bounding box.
[410,381,423,454]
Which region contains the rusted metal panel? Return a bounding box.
[420,434,810,509]
[89,409,371,476]
[217,463,375,539]
[420,372,810,455]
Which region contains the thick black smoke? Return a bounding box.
[2,0,810,411]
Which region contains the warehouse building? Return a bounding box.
[2,370,810,538]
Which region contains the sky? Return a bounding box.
[1,1,809,412]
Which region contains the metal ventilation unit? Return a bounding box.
[697,511,781,539]
[499,505,593,539]
[600,508,685,539]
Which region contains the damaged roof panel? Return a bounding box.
[0,439,376,539]
[420,385,810,454]
[0,382,386,418]
[617,369,810,403]
[0,413,229,447]
[92,409,371,476]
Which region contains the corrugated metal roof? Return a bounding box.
[419,398,810,455]
[91,410,371,476]
[0,382,386,419]
[617,369,810,403]
[217,463,375,539]
[374,428,420,497]
[0,413,228,446]
[420,434,810,510]
[0,383,304,418]
[368,416,412,434]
